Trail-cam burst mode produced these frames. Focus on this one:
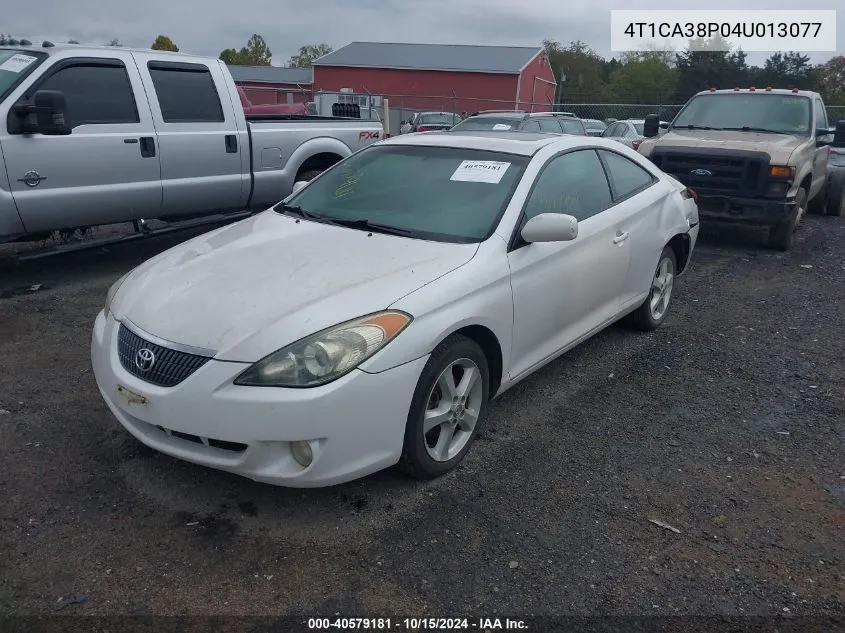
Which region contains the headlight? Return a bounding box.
[104,272,131,317]
[234,310,412,388]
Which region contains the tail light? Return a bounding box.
[416,126,435,132]
[830,147,840,157]
[631,140,642,150]
[681,187,698,202]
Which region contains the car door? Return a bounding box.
[132,52,246,218]
[812,99,830,195]
[1,52,161,232]
[596,148,666,309]
[506,148,632,381]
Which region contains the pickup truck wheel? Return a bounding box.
[398,335,490,480]
[826,171,845,216]
[625,246,677,332]
[297,170,323,182]
[767,189,805,251]
[807,181,828,215]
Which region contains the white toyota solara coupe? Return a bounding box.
[91,131,700,488]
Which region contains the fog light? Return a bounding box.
[290,440,313,467]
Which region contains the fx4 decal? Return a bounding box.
[359,130,381,140]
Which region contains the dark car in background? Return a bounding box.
[400,111,462,134]
[449,111,587,135]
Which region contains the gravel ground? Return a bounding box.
[0,216,843,628]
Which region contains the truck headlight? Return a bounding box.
[104,272,131,317]
[234,310,412,388]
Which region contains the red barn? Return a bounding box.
[311,42,556,114]
[228,65,313,106]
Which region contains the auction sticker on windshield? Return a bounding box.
[0,54,37,73]
[492,123,512,130]
[450,160,510,184]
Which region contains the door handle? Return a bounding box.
[139,137,156,158]
[612,231,629,244]
[225,134,238,153]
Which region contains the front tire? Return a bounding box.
[625,246,677,332]
[768,188,805,251]
[808,181,827,215]
[399,335,490,480]
[826,171,845,217]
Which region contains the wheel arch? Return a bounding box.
[667,232,692,274]
[437,325,504,397]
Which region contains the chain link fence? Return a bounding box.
[309,90,845,132]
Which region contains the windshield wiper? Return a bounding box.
[674,124,723,130]
[276,203,326,222]
[327,217,414,237]
[721,126,790,134]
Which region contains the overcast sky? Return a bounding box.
[5,0,842,66]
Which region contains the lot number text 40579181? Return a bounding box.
[307,617,528,630]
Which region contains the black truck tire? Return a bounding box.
[767,188,805,251]
[807,180,827,215]
[826,170,845,217]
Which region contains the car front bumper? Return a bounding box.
[695,194,795,226]
[91,311,428,487]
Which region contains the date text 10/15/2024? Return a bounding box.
[307,618,528,630]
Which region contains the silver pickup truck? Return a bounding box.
[0,44,384,243]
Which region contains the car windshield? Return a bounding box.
[276,145,529,243]
[0,49,47,100]
[451,117,520,131]
[560,119,584,134]
[633,122,645,135]
[672,93,812,135]
[419,113,457,125]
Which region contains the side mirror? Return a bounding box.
[521,213,578,243]
[13,90,71,135]
[659,122,669,129]
[643,114,660,138]
[833,120,845,148]
[291,180,308,194]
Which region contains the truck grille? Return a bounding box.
[117,324,211,388]
[650,148,770,197]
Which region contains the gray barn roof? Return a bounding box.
[312,42,543,75]
[227,65,313,84]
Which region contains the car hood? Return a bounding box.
[111,210,478,362]
[640,129,805,164]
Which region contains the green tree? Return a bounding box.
[816,56,845,105]
[288,43,332,68]
[219,48,244,65]
[106,38,121,47]
[750,52,813,89]
[674,38,749,101]
[219,34,272,66]
[67,39,80,44]
[608,57,677,103]
[151,35,179,52]
[544,39,608,102]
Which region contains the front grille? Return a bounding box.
[155,425,247,453]
[650,148,769,197]
[117,324,211,388]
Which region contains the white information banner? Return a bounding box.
[610,10,837,53]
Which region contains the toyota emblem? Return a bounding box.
[135,348,156,372]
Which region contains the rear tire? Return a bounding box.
[826,171,845,217]
[297,170,323,182]
[398,335,490,480]
[625,246,677,332]
[767,188,805,251]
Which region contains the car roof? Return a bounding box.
[379,130,598,156]
[696,88,820,99]
[0,42,214,61]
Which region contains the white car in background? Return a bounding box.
[602,119,669,150]
[91,131,700,488]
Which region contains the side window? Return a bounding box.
[814,100,829,129]
[598,149,656,200]
[538,117,562,133]
[521,119,542,132]
[523,149,613,222]
[602,122,620,137]
[35,63,139,129]
[148,63,224,123]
